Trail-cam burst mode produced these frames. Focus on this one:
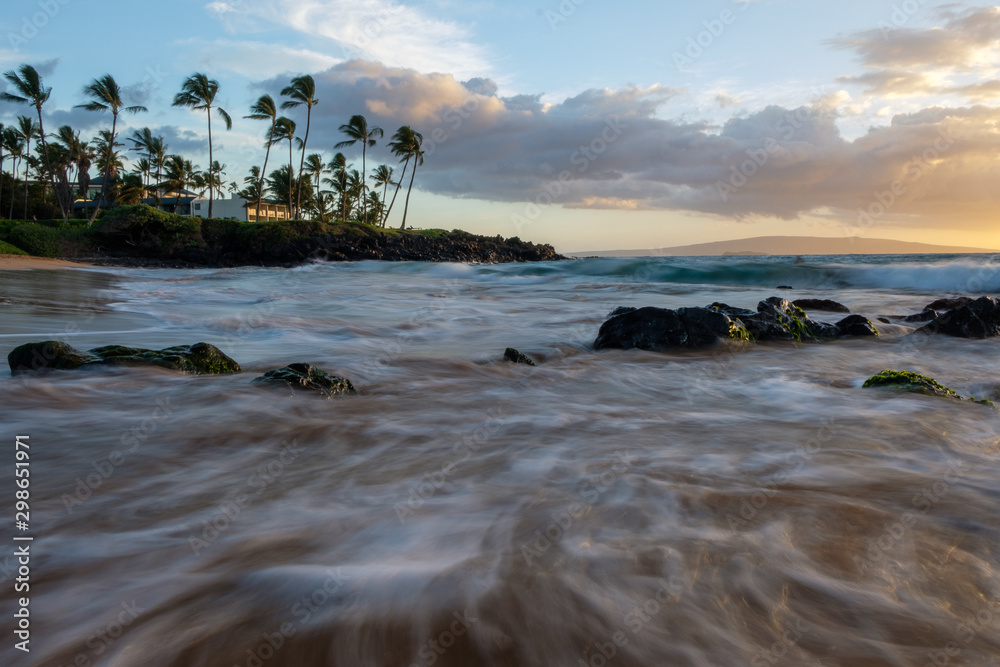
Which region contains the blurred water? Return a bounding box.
[1,256,999,667]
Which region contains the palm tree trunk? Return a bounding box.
[380,182,389,227]
[7,157,16,220]
[296,108,311,220]
[287,139,293,216]
[361,144,367,224]
[207,108,214,219]
[256,122,275,222]
[400,159,417,230]
[384,158,408,227]
[36,109,67,223]
[22,142,30,220]
[89,114,117,226]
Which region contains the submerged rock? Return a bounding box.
[8,341,242,375]
[503,347,536,366]
[918,296,1000,338]
[863,370,994,406]
[607,306,637,318]
[835,314,879,338]
[924,297,972,312]
[251,363,356,397]
[90,342,243,374]
[8,341,99,374]
[594,306,750,351]
[793,299,850,313]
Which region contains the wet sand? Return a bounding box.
[0,254,97,271]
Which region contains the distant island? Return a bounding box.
[570,236,1000,257]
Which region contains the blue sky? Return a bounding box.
[3,0,1000,251]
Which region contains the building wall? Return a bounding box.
[190,196,288,222]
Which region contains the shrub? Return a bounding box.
[8,223,63,257]
[0,240,28,255]
[93,205,203,255]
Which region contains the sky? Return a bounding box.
[2,0,1000,252]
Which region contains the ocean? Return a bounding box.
[1,254,999,666]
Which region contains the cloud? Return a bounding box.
[205,0,491,78]
[830,6,1000,98]
[178,39,341,80]
[250,60,1000,229]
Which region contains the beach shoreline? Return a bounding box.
[0,254,98,271]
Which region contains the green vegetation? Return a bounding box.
[0,240,27,255]
[0,205,466,260]
[863,370,995,406]
[0,63,428,231]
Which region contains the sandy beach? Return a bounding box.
[0,254,96,271]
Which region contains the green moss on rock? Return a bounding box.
[863,370,994,406]
[251,363,356,398]
[8,341,99,374]
[863,370,961,398]
[90,342,242,374]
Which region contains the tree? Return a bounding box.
[127,127,158,196]
[370,164,395,227]
[0,64,67,222]
[172,73,232,218]
[388,126,424,229]
[326,153,347,221]
[75,74,146,224]
[244,94,279,223]
[280,75,318,220]
[13,116,38,221]
[302,152,326,217]
[1,126,22,220]
[270,117,296,216]
[335,115,382,226]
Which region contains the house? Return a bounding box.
[189,193,289,222]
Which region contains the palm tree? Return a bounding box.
[244,94,278,223]
[127,127,158,196]
[280,75,318,219]
[335,115,382,226]
[172,73,232,218]
[4,127,24,220]
[269,117,296,216]
[13,116,38,221]
[0,127,24,220]
[388,126,424,230]
[326,153,347,221]
[75,74,146,224]
[148,136,168,204]
[0,123,5,217]
[388,126,424,229]
[0,64,66,222]
[370,165,395,227]
[302,152,326,216]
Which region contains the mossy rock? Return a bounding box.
[863,370,995,406]
[8,341,242,375]
[251,363,356,398]
[863,370,961,398]
[503,347,536,366]
[89,343,242,374]
[8,341,99,374]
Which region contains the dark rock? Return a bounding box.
[863,369,995,406]
[8,341,99,374]
[594,306,749,351]
[89,343,243,374]
[709,303,757,320]
[756,297,820,341]
[503,347,536,366]
[893,310,938,323]
[607,307,637,318]
[836,314,879,338]
[777,285,794,290]
[918,296,1000,338]
[863,370,961,398]
[8,341,242,375]
[793,299,850,313]
[251,363,356,397]
[877,317,891,324]
[924,297,972,312]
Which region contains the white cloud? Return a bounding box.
[206,0,491,79]
[179,39,341,80]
